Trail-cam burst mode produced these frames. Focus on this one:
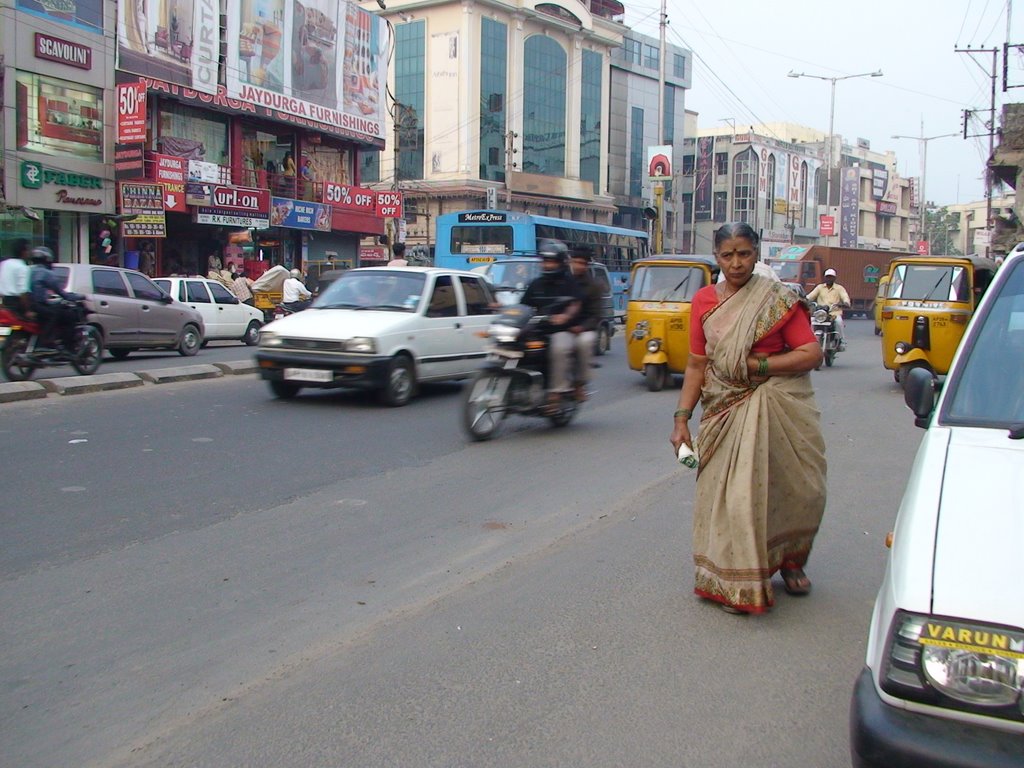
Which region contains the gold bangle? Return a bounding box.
[673,408,692,419]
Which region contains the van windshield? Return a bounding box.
[629,265,706,302]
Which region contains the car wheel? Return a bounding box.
[595,324,610,357]
[243,320,262,346]
[270,380,301,399]
[177,324,201,356]
[644,363,667,392]
[1,333,34,381]
[71,327,103,376]
[109,348,133,360]
[379,355,416,407]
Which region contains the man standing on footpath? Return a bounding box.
[0,238,32,314]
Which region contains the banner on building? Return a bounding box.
[195,185,270,228]
[694,136,714,221]
[18,0,103,34]
[270,197,332,230]
[154,154,188,212]
[116,82,148,144]
[119,182,167,237]
[429,30,460,174]
[647,145,672,181]
[117,0,219,95]
[839,167,859,248]
[224,0,388,145]
[114,144,146,179]
[819,215,835,236]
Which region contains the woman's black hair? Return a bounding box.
[713,222,760,251]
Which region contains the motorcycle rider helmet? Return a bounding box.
[30,246,55,266]
[537,239,569,274]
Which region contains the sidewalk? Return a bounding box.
[0,359,257,404]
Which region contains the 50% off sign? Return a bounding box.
[376,191,404,219]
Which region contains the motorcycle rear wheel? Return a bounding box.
[71,327,103,376]
[548,400,577,428]
[1,333,34,381]
[462,371,506,441]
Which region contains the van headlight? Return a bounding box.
[880,611,1024,719]
[343,337,376,353]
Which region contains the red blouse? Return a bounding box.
[689,285,817,357]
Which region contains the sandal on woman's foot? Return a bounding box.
[719,603,747,614]
[780,566,811,596]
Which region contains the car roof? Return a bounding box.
[351,266,485,276]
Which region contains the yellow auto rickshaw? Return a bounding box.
[626,256,717,391]
[880,254,998,384]
[872,274,890,335]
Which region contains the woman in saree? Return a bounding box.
[669,222,827,614]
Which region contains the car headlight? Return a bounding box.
[894,341,910,355]
[881,611,1024,720]
[259,332,283,347]
[343,337,377,354]
[646,338,661,353]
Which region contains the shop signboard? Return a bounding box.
[376,190,404,219]
[819,215,835,236]
[119,182,167,237]
[270,197,332,231]
[114,143,146,179]
[34,33,93,70]
[359,246,388,265]
[116,82,147,143]
[154,154,188,212]
[195,185,270,228]
[224,0,388,145]
[323,182,377,213]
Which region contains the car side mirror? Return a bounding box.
[904,367,936,428]
[159,293,173,304]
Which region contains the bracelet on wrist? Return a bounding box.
[756,357,769,377]
[673,408,692,419]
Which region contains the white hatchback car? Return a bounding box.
[850,251,1024,765]
[153,277,264,346]
[255,267,496,405]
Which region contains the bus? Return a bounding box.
[434,210,649,315]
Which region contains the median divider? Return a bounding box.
[40,372,145,396]
[0,380,49,403]
[137,365,224,384]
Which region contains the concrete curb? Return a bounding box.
[0,381,49,403]
[214,360,260,375]
[41,372,145,396]
[137,365,224,384]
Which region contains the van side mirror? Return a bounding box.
[904,367,937,428]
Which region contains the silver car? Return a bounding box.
[53,264,204,359]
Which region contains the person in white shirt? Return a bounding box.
[806,268,851,350]
[281,268,312,311]
[0,238,32,314]
[387,242,408,266]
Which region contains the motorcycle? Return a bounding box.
[462,303,581,441]
[0,299,104,381]
[810,302,841,369]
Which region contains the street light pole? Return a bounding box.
[788,69,883,244]
[891,128,958,253]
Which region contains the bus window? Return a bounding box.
[451,226,514,254]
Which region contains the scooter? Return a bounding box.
[0,299,104,381]
[810,302,841,369]
[461,303,581,441]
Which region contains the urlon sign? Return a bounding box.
[34,33,92,70]
[209,185,269,213]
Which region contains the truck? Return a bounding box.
[763,245,893,316]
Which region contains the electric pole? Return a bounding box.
[504,130,518,209]
[955,45,999,256]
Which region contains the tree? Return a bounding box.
[925,205,963,256]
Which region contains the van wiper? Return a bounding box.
[1008,423,1024,439]
[660,273,692,303]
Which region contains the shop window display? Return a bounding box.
[15,72,103,161]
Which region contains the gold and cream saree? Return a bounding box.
[692,276,827,613]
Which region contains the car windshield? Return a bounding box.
[487,260,540,288]
[889,263,970,302]
[629,265,706,301]
[315,271,426,311]
[943,259,1024,426]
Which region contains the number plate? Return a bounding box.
[284,368,333,382]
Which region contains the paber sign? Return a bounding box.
[323,182,376,213]
[209,185,269,213]
[376,191,404,219]
[154,154,187,212]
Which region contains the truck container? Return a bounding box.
[764,245,894,316]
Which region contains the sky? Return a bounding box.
[621,0,1024,208]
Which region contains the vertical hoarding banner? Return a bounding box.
[839,167,859,248]
[694,136,714,221]
[117,0,220,95]
[116,82,148,144]
[428,30,460,174]
[224,0,388,144]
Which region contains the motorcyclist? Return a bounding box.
[28,247,85,349]
[281,268,312,312]
[806,268,851,351]
[568,245,601,402]
[520,239,582,409]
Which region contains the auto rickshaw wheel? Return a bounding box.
[644,363,668,392]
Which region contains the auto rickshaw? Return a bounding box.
[872,274,890,335]
[880,254,998,384]
[625,255,717,391]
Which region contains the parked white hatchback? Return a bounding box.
[255,267,496,405]
[850,251,1024,766]
[153,277,263,346]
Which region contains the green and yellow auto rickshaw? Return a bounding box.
[880,254,998,384]
[625,256,717,391]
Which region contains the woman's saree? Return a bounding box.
[692,276,827,613]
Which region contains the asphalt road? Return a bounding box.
[0,321,923,767]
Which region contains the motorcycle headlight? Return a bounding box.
[646,338,661,353]
[812,309,830,323]
[343,337,377,354]
[880,611,1024,719]
[259,332,282,347]
[894,341,910,355]
[488,323,521,343]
